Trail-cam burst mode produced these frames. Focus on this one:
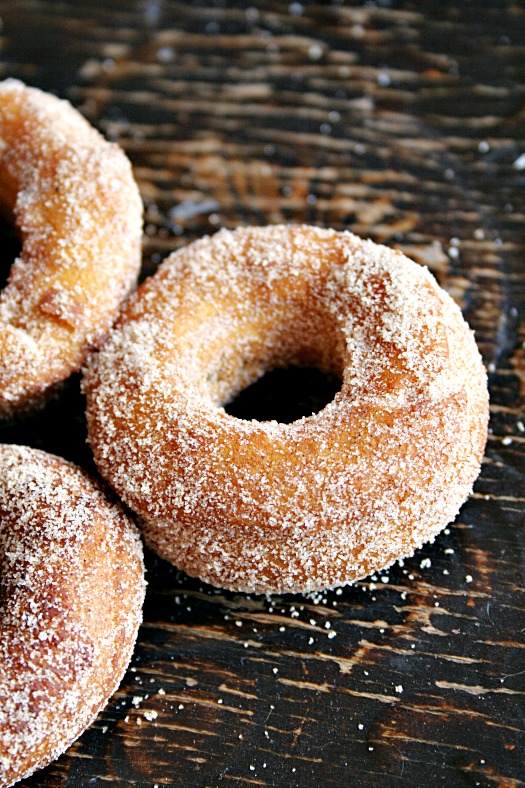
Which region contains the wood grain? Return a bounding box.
[0,1,524,786]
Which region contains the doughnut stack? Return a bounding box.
[0,78,489,785]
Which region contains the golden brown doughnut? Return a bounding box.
[84,225,489,595]
[0,79,142,419]
[0,444,145,787]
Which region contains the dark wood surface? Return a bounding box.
[1,1,524,785]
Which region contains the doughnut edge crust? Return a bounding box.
[84,225,489,595]
[0,444,146,787]
[0,78,143,419]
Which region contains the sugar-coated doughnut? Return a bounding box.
[84,225,489,595]
[0,79,142,419]
[0,444,145,787]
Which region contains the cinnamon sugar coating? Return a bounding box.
[0,79,142,419]
[84,225,489,595]
[0,444,145,787]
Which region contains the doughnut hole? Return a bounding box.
[201,300,347,423]
[224,367,343,423]
[0,214,20,291]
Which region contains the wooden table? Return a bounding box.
[1,2,524,785]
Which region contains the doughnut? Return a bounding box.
[84,225,489,595]
[0,78,142,419]
[0,444,145,787]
